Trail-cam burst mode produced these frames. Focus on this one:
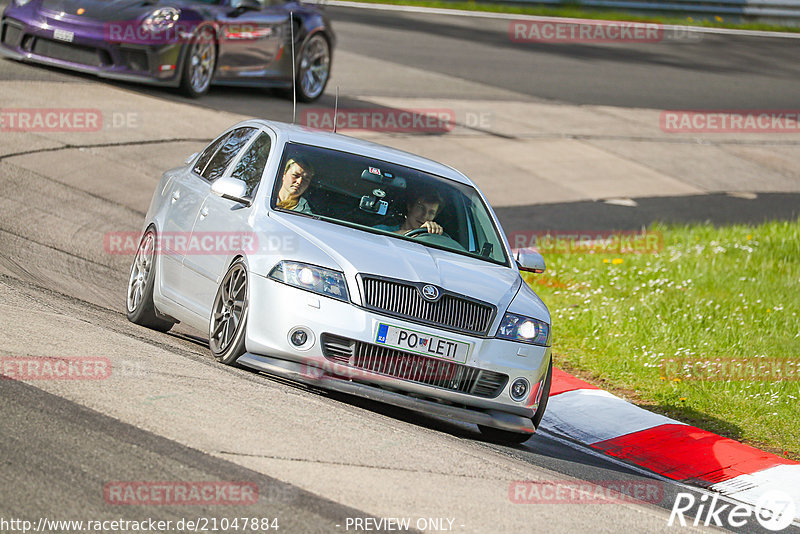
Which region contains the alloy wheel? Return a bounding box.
[127,231,155,313]
[210,262,248,354]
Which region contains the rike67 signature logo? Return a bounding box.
[669,491,796,531]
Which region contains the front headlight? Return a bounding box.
[268,261,349,303]
[496,313,550,346]
[142,7,180,33]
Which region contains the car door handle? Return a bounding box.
[199,207,209,218]
[171,191,180,203]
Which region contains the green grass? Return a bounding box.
[523,220,800,458]
[336,0,800,33]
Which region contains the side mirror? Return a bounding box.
[185,152,199,165]
[211,177,251,206]
[513,248,545,274]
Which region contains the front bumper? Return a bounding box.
[243,273,552,432]
[238,352,538,433]
[0,14,184,86]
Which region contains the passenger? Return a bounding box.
[376,191,444,235]
[276,157,314,214]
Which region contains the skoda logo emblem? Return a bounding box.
[421,284,440,301]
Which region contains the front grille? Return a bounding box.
[321,334,508,398]
[32,38,103,66]
[2,22,22,48]
[361,276,495,336]
[121,48,148,72]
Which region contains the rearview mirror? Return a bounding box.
[185,152,199,165]
[211,177,251,206]
[360,168,407,189]
[513,248,545,273]
[229,0,262,13]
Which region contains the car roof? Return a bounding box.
[248,119,474,186]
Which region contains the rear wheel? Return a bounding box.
[478,358,553,444]
[295,33,330,102]
[209,259,249,365]
[126,228,174,332]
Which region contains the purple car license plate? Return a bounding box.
[53,29,74,42]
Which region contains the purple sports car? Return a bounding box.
[0,0,334,100]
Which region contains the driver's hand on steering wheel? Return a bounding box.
[421,221,443,234]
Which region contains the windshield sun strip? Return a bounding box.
[270,142,511,267]
[272,208,510,268]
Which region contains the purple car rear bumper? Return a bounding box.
[0,11,185,87]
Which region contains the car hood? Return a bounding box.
[39,0,180,21]
[266,213,530,315]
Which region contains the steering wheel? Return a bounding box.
[404,228,429,238]
[403,227,465,251]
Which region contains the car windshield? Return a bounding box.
[271,142,509,266]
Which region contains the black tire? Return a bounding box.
[478,358,553,444]
[532,357,553,428]
[209,259,249,365]
[294,33,331,103]
[180,27,216,98]
[126,228,174,333]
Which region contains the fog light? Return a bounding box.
[290,329,308,347]
[510,377,530,402]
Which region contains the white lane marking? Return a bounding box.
[541,389,685,445]
[604,197,639,207]
[315,0,800,40]
[711,465,800,522]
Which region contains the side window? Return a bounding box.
[468,196,505,263]
[200,127,257,182]
[192,133,230,176]
[230,132,272,197]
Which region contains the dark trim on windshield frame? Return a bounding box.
[270,142,512,268]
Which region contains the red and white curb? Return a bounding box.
[542,368,800,521]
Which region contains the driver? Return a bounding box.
[375,191,444,235]
[276,157,314,214]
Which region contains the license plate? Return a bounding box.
[53,29,74,42]
[375,323,471,363]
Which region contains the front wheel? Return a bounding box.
[478,358,553,443]
[126,228,174,332]
[209,259,249,365]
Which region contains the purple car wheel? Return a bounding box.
[181,28,217,98]
[297,34,330,102]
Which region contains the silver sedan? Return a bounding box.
[127,119,553,443]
